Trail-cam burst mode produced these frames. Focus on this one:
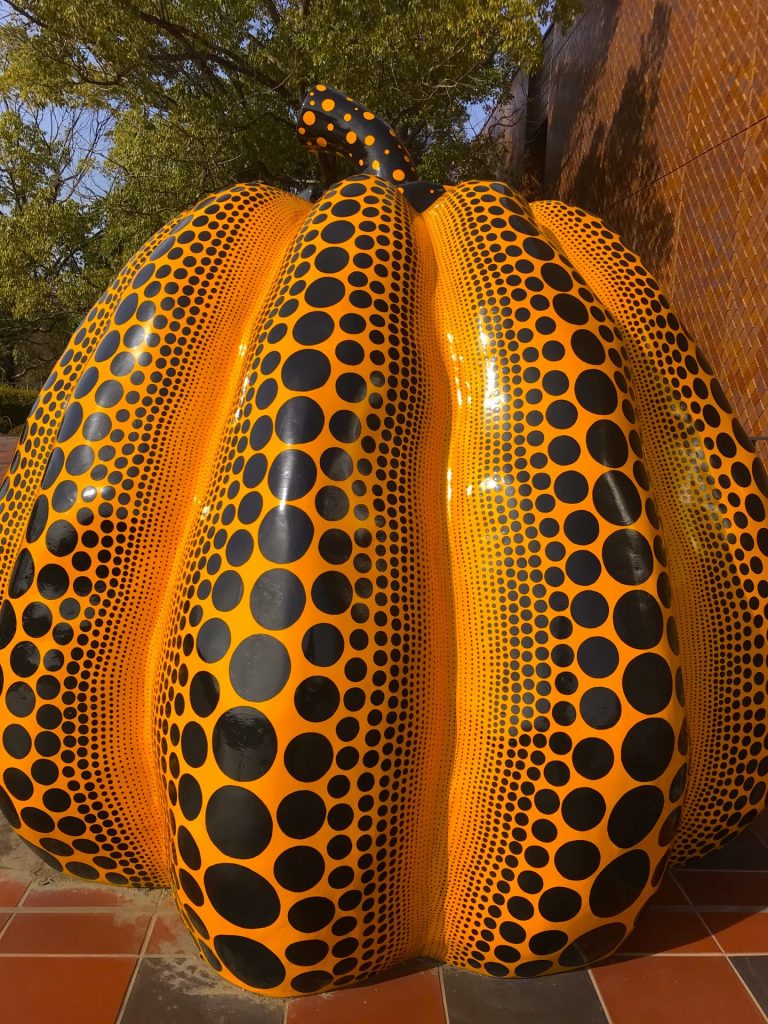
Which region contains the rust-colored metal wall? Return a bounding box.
[543,0,767,440]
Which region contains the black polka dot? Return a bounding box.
[282,350,331,391]
[561,788,606,831]
[275,397,324,444]
[554,840,601,881]
[593,471,641,525]
[229,634,291,702]
[288,896,335,932]
[268,449,317,501]
[213,708,277,781]
[293,310,334,346]
[305,277,345,308]
[577,637,619,678]
[294,676,340,722]
[206,786,273,858]
[284,733,333,782]
[589,850,650,917]
[575,370,618,414]
[586,421,628,468]
[302,623,344,666]
[614,591,663,649]
[258,506,314,564]
[214,934,286,990]
[602,530,654,584]
[622,654,673,714]
[572,738,614,780]
[579,687,621,729]
[320,447,353,481]
[622,720,675,781]
[311,571,352,615]
[190,672,219,717]
[212,571,243,613]
[274,847,325,892]
[608,786,665,848]
[196,619,230,663]
[277,791,327,839]
[250,570,305,630]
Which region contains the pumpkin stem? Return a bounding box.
[298,85,418,184]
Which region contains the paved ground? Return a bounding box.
[1,809,768,1023]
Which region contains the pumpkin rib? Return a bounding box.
[423,181,685,976]
[0,183,308,887]
[532,200,768,863]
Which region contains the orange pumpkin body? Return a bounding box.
[0,87,767,995]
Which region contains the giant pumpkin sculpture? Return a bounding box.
[1,85,767,996]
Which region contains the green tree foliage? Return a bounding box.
[0,0,580,391]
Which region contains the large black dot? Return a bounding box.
[190,671,219,717]
[301,623,344,666]
[45,520,78,557]
[538,887,582,923]
[274,847,325,892]
[275,397,324,444]
[277,791,327,839]
[282,350,331,391]
[206,786,273,859]
[577,637,619,679]
[311,572,352,615]
[621,720,675,781]
[586,421,629,468]
[37,564,70,599]
[602,530,654,585]
[214,934,286,990]
[268,450,317,501]
[212,571,243,613]
[212,707,277,781]
[196,619,230,663]
[572,738,614,780]
[614,591,663,649]
[305,277,345,308]
[554,840,601,881]
[250,570,305,630]
[608,786,665,848]
[284,733,333,782]
[288,896,335,933]
[593,471,641,525]
[229,634,291,702]
[579,687,621,729]
[0,600,17,649]
[622,653,673,714]
[258,506,314,564]
[293,310,334,346]
[589,850,650,917]
[575,370,618,414]
[571,329,606,366]
[561,788,606,831]
[294,676,340,722]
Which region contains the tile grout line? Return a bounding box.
[587,968,615,1024]
[438,966,450,1023]
[113,909,157,1024]
[724,954,768,1024]
[0,879,34,944]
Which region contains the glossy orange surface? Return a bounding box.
[0,89,767,997]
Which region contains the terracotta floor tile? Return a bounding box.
[0,913,8,932]
[0,955,135,1024]
[680,829,768,871]
[592,955,766,1024]
[0,875,29,907]
[676,871,768,908]
[0,910,151,954]
[22,880,162,908]
[732,957,768,1016]
[647,872,691,907]
[145,909,199,956]
[287,967,446,1024]
[702,911,768,953]
[120,957,283,1024]
[442,966,608,1024]
[617,909,718,955]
